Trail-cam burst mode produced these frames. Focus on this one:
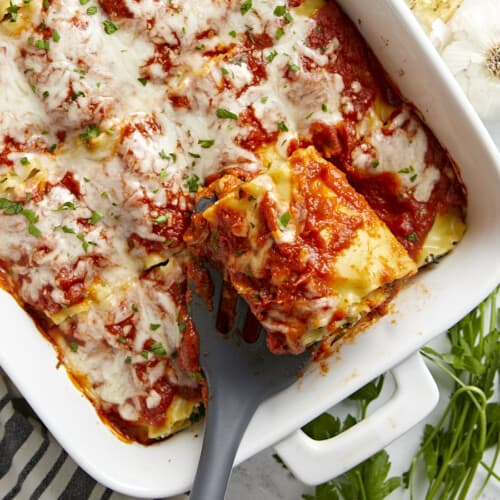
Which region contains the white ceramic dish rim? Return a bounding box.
[1,0,500,497]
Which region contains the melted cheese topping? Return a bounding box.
[0,0,465,440]
[57,264,184,417]
[353,108,441,203]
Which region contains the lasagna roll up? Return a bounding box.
[186,146,417,354]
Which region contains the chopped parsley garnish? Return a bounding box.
[149,342,166,356]
[240,0,252,15]
[118,335,127,344]
[275,27,285,40]
[70,341,79,352]
[137,77,148,86]
[52,30,60,42]
[184,174,200,193]
[149,323,161,331]
[154,214,170,225]
[277,121,289,132]
[0,198,42,236]
[34,39,50,51]
[23,208,40,227]
[198,139,215,149]
[77,233,96,253]
[56,226,96,252]
[131,303,139,312]
[103,20,119,35]
[28,222,42,237]
[71,91,85,101]
[273,5,286,16]
[321,103,328,112]
[229,30,237,38]
[89,211,103,224]
[216,108,238,120]
[141,350,149,359]
[79,124,101,143]
[124,355,132,364]
[278,211,291,230]
[6,1,19,22]
[188,152,201,158]
[398,165,415,175]
[86,6,97,15]
[20,156,30,165]
[178,321,186,333]
[288,62,300,72]
[266,50,278,63]
[406,232,419,242]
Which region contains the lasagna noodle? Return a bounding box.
[187,146,418,354]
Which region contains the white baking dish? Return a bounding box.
[1,0,500,497]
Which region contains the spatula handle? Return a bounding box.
[189,393,258,500]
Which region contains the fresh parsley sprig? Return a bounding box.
[405,288,499,500]
[302,376,401,500]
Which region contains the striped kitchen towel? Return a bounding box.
[0,372,165,500]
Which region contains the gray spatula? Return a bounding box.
[188,262,311,500]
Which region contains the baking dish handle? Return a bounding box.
[273,352,438,485]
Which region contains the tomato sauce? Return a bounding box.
[302,3,465,258]
[141,44,174,80]
[57,171,82,198]
[105,314,137,342]
[236,107,278,152]
[98,0,133,19]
